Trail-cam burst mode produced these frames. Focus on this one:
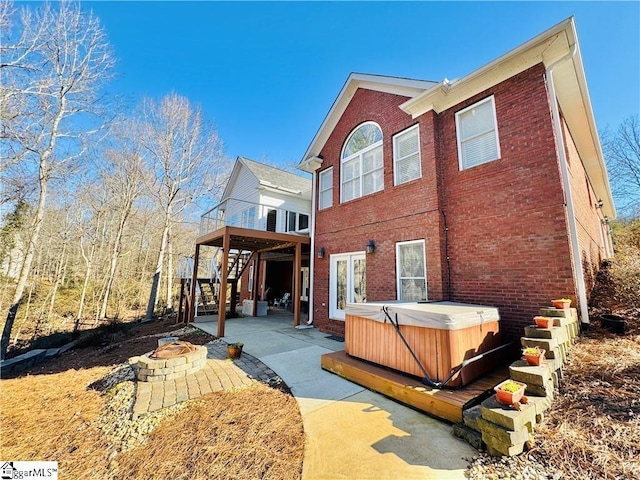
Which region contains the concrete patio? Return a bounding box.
[194,312,476,480]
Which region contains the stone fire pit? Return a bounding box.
[131,341,208,382]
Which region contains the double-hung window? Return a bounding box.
[456,96,500,170]
[341,122,383,202]
[396,240,427,301]
[393,124,421,185]
[318,168,333,209]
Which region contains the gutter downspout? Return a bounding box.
[546,44,590,326]
[307,170,317,325]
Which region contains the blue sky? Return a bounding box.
[87,1,639,168]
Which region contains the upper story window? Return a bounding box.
[318,167,333,210]
[393,124,421,185]
[286,211,309,232]
[341,122,383,202]
[455,96,501,170]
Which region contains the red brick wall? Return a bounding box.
[561,113,607,295]
[436,64,576,340]
[313,89,446,336]
[312,64,598,340]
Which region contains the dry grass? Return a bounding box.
[115,385,304,480]
[0,367,114,478]
[0,318,304,480]
[533,329,640,479]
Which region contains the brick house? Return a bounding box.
[298,17,615,340]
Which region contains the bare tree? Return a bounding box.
[0,1,115,359]
[141,93,225,320]
[602,115,640,219]
[98,123,147,319]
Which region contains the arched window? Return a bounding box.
[341,122,384,202]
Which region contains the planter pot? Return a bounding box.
[534,316,553,329]
[494,380,527,405]
[523,349,546,366]
[227,345,243,359]
[601,314,626,335]
[552,299,571,310]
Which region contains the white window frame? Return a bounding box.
[329,251,366,321]
[318,167,333,210]
[455,95,501,170]
[396,239,427,301]
[285,211,310,233]
[393,124,421,185]
[340,122,384,203]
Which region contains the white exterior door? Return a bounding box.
[329,252,366,320]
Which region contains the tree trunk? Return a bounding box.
[99,205,131,319]
[76,222,98,329]
[166,227,173,313]
[145,211,170,320]
[1,161,49,360]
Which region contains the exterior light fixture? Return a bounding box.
[597,199,604,208]
[604,216,609,224]
[317,247,325,259]
[366,240,376,254]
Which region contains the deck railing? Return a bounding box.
[199,198,310,237]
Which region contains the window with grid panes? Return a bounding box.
[318,167,333,209]
[456,96,500,170]
[393,124,421,185]
[341,122,383,202]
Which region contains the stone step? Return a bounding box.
[453,423,483,450]
[524,376,555,398]
[524,326,569,345]
[509,360,552,387]
[480,396,537,432]
[463,405,483,432]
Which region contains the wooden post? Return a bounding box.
[293,242,302,327]
[251,254,261,317]
[189,245,200,323]
[217,230,230,337]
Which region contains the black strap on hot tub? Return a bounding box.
[381,305,512,390]
[382,305,435,386]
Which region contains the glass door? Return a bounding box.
[329,252,366,320]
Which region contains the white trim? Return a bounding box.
[318,167,333,210]
[308,170,317,325]
[546,44,590,325]
[395,240,428,301]
[393,124,422,185]
[455,96,501,170]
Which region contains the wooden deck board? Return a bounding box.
[321,350,508,423]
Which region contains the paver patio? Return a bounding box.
[133,341,279,417]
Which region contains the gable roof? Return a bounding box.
[297,18,614,218]
[222,156,312,201]
[298,74,437,173]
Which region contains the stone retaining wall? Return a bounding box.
[132,345,208,382]
[455,307,578,456]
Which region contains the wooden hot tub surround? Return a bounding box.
[345,302,503,388]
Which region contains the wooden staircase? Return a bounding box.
[177,248,254,322]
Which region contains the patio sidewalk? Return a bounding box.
[193,313,476,480]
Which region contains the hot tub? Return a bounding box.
[345,301,502,387]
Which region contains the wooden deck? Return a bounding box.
[321,350,508,424]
